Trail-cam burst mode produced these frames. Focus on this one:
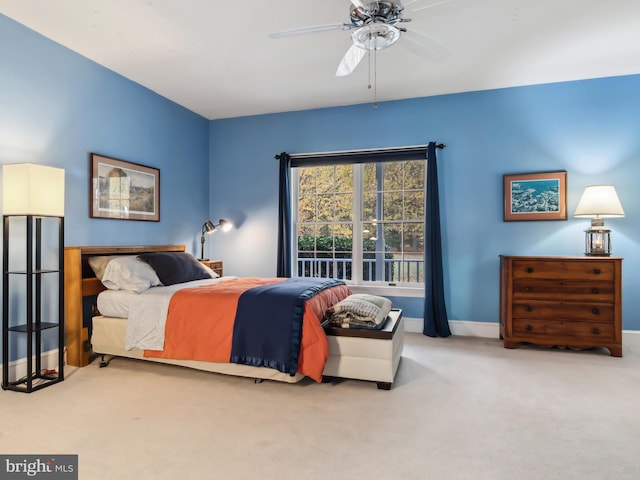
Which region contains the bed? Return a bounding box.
[64,245,352,384]
[64,244,404,388]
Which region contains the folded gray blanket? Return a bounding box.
[326,293,392,329]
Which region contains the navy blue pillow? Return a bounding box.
[138,252,212,286]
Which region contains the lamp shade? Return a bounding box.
[574,185,624,218]
[2,163,65,216]
[218,218,233,232]
[202,220,216,234]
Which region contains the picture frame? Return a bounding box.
[503,171,567,221]
[90,153,160,221]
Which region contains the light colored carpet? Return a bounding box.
[2,333,640,480]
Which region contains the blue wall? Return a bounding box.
[210,76,640,330]
[1,15,210,362]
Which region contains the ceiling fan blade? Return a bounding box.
[401,28,450,62]
[268,23,347,39]
[336,44,367,76]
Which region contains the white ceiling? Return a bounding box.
[2,0,640,120]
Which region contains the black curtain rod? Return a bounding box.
[274,142,445,161]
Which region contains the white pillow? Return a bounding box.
[101,255,162,293]
[88,255,121,280]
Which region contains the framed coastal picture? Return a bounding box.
[90,153,160,221]
[503,171,567,221]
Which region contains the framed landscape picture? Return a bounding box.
[503,171,567,221]
[90,153,160,221]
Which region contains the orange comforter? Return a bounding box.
[144,277,351,382]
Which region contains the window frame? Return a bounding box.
[289,145,429,289]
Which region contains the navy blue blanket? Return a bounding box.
[230,278,345,376]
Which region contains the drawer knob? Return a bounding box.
[592,327,600,335]
[525,267,534,273]
[524,305,533,312]
[525,286,532,292]
[593,268,601,275]
[592,307,600,315]
[525,324,533,332]
[592,287,600,294]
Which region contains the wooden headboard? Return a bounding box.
[64,244,186,367]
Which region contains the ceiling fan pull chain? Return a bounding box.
[367,33,373,90]
[373,46,379,108]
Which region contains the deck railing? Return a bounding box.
[297,257,423,283]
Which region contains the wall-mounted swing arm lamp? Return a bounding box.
[574,185,624,256]
[200,218,232,260]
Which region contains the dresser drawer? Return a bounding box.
[512,318,615,342]
[512,300,614,322]
[512,279,614,302]
[511,259,614,281]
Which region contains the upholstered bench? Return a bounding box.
[322,309,404,390]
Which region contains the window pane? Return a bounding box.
[383,192,403,220]
[335,193,352,221]
[363,164,377,192]
[310,229,329,255]
[385,254,399,283]
[298,224,316,245]
[298,194,316,223]
[404,191,425,220]
[333,222,353,240]
[362,192,377,221]
[383,224,402,252]
[362,222,378,244]
[362,245,384,282]
[404,161,425,190]
[403,223,424,253]
[298,167,316,195]
[317,194,333,221]
[315,166,334,194]
[317,223,331,237]
[383,163,403,191]
[335,165,353,192]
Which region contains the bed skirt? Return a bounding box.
[92,313,404,387]
[91,316,304,383]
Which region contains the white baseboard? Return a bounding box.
[404,317,640,340]
[1,349,62,382]
[403,317,500,338]
[448,320,501,338]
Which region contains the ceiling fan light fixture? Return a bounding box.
[349,1,404,27]
[352,23,401,50]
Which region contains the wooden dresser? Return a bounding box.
[499,255,622,357]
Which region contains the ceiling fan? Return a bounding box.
[268,0,451,77]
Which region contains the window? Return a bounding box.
[293,159,425,286]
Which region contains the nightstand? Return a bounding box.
[199,259,223,277]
